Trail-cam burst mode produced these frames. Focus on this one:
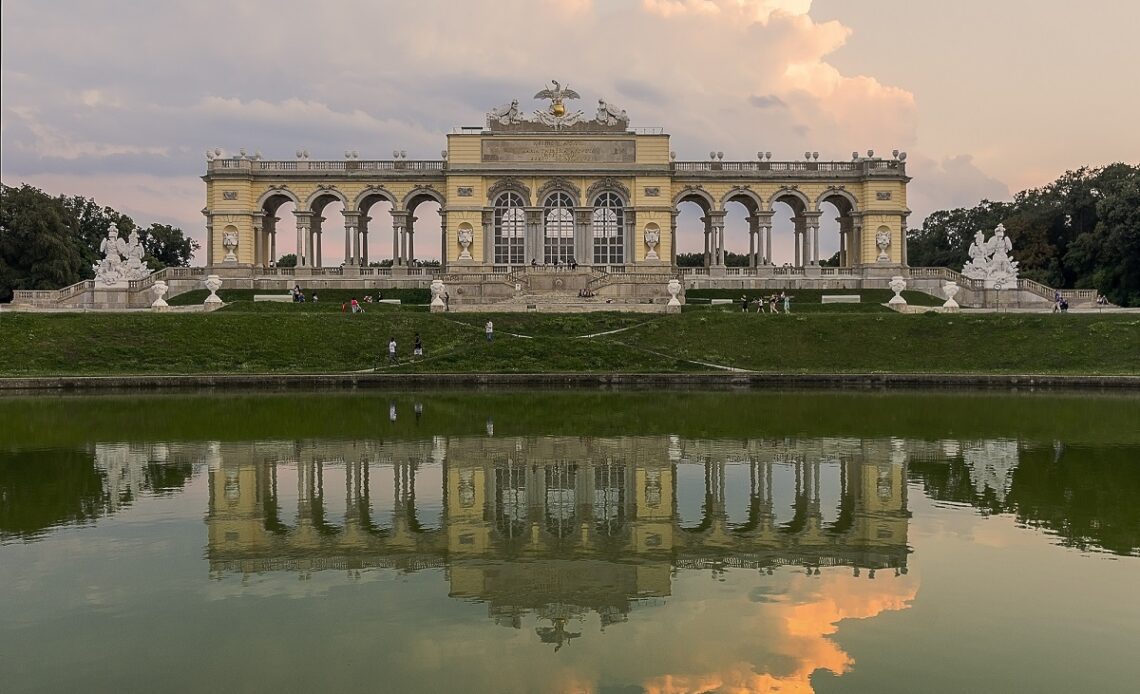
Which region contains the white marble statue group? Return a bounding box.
[963,224,1019,288]
[93,223,150,286]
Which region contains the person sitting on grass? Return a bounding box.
[310,291,319,302]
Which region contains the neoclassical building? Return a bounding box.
[200,83,912,305]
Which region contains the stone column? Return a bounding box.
[901,217,909,267]
[851,215,864,268]
[408,214,416,265]
[270,229,277,267]
[792,216,802,267]
[482,210,494,265]
[747,216,757,268]
[314,218,323,267]
[252,212,264,267]
[295,212,312,267]
[391,211,408,266]
[576,209,592,266]
[703,218,711,268]
[526,209,542,264]
[343,212,360,267]
[205,221,214,268]
[670,212,679,267]
[624,209,635,265]
[439,211,448,272]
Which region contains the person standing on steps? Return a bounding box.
[485,320,494,342]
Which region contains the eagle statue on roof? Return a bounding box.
[534,80,580,117]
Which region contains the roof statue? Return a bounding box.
[534,80,580,117]
[486,81,627,133]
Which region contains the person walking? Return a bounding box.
[740,295,749,312]
[388,336,397,364]
[485,320,494,342]
[351,297,361,314]
[782,292,792,314]
[444,291,450,311]
[413,332,424,357]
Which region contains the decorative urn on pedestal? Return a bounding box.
[942,281,960,310]
[151,280,170,311]
[888,276,908,306]
[203,275,223,310]
[667,279,682,307]
[430,279,447,312]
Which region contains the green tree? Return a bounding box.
[139,223,198,269]
[277,253,297,267]
[0,184,86,302]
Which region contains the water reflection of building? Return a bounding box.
[206,436,910,643]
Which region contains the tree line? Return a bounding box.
[908,163,1139,306]
[0,183,199,302]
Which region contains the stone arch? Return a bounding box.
[815,188,859,214]
[487,177,531,206]
[673,186,715,213]
[587,177,631,206]
[816,188,860,267]
[721,187,764,215]
[402,185,446,211]
[305,186,349,212]
[257,187,301,211]
[537,177,582,206]
[354,185,397,212]
[768,187,811,214]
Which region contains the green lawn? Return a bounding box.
[2,309,1138,376]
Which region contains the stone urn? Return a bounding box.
[888,276,907,306]
[943,281,960,310]
[203,274,223,310]
[151,280,170,311]
[644,227,661,262]
[457,228,473,261]
[876,230,892,263]
[667,279,682,306]
[222,231,238,263]
[430,278,447,312]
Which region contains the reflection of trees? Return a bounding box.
[0,449,111,540]
[909,444,1140,556]
[0,447,196,541]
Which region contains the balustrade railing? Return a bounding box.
[212,159,446,173]
[672,160,905,175]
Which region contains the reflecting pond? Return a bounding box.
[1,391,1138,693]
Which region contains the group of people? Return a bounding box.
[386,333,425,364]
[577,288,597,298]
[291,285,317,303]
[741,292,792,314]
[1053,291,1070,313]
[532,257,579,270]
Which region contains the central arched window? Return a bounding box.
[592,192,624,265]
[493,192,525,265]
[543,192,575,264]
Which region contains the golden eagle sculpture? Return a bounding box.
[534,80,580,117]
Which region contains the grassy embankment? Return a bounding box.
[2,294,1139,376]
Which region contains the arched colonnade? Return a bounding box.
[674,187,864,269]
[254,187,445,268]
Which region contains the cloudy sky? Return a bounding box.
[2,0,1137,264]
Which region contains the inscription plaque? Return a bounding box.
[483,139,636,164]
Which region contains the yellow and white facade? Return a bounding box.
[202,87,911,276]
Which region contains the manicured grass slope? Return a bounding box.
[2,310,1138,375]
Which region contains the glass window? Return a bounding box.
[543,192,575,265]
[493,192,525,265]
[592,192,624,265]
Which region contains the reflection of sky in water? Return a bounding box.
[1,432,1138,694]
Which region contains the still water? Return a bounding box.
[1,391,1138,693]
